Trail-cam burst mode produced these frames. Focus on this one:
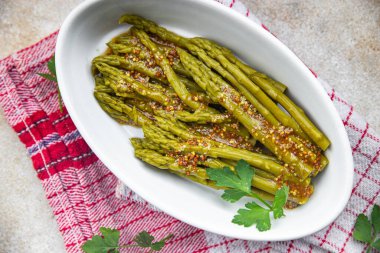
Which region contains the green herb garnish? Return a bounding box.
[37,55,63,112]
[353,204,380,252]
[82,227,173,253]
[206,160,289,231]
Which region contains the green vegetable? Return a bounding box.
[119,15,323,147]
[107,42,141,55]
[222,189,248,203]
[272,185,289,219]
[207,160,253,196]
[206,160,289,231]
[98,101,135,125]
[94,92,150,126]
[37,55,63,112]
[93,55,167,83]
[177,47,315,180]
[191,38,308,140]
[355,214,372,243]
[90,14,333,233]
[132,28,212,112]
[82,227,173,253]
[192,38,330,150]
[133,231,173,251]
[372,205,380,234]
[82,227,120,253]
[232,202,272,231]
[142,123,285,178]
[114,35,191,78]
[95,62,171,106]
[133,146,208,179]
[215,43,288,92]
[353,204,380,252]
[172,110,231,124]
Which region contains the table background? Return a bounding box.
[0,0,379,252]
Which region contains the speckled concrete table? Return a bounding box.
[0,1,379,252]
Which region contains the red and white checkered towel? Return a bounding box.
[0,0,378,252]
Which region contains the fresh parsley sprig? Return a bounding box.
[206,160,289,231]
[37,55,63,112]
[353,204,380,252]
[82,227,173,253]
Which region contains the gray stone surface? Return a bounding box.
[0,0,378,252]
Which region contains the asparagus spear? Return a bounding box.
[94,92,149,126]
[94,85,114,94]
[97,101,135,125]
[94,75,105,86]
[223,52,288,93]
[192,38,330,150]
[94,75,114,94]
[95,52,320,180]
[97,91,278,181]
[195,38,287,93]
[177,48,316,180]
[153,111,255,154]
[188,47,280,127]
[132,142,277,194]
[119,15,310,139]
[97,92,311,200]
[93,55,167,83]
[117,15,327,167]
[191,39,306,135]
[93,55,213,103]
[143,123,283,177]
[132,28,214,112]
[95,62,172,106]
[95,91,235,144]
[134,147,208,179]
[111,40,191,76]
[170,110,231,124]
[119,15,188,47]
[134,136,275,183]
[132,142,310,204]
[107,42,142,55]
[119,15,331,150]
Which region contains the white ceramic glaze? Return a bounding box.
[56,0,353,241]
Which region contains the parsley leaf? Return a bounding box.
[372,239,380,251]
[37,55,63,112]
[133,231,173,251]
[206,159,253,194]
[47,55,56,76]
[100,227,120,248]
[151,234,174,251]
[371,204,380,235]
[82,228,120,253]
[82,235,109,253]
[353,205,380,252]
[206,159,289,232]
[221,189,247,203]
[37,73,57,82]
[272,186,289,219]
[354,214,372,243]
[134,231,155,248]
[82,227,172,253]
[232,202,271,231]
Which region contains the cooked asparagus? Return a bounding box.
[90,14,331,207]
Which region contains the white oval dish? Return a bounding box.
[56,0,353,241]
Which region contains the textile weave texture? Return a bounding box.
[0,0,379,252]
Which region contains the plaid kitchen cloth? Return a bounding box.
[0,0,379,252]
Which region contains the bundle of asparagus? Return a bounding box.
[92,15,330,207]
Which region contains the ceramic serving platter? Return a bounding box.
[56,0,353,241]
